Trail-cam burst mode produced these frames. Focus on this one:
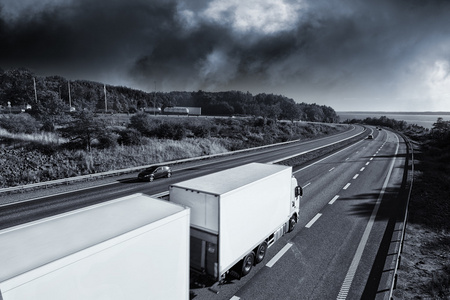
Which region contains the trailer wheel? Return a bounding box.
[255,241,268,264]
[241,252,255,276]
[288,215,297,232]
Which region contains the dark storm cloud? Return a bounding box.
[1,0,450,110]
[0,0,180,82]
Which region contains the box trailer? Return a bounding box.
[169,163,302,282]
[0,194,190,300]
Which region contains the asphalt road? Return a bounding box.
[190,128,407,299]
[0,124,365,229]
[0,124,408,299]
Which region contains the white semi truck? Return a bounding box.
[169,162,302,282]
[0,194,190,300]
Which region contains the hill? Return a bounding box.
[0,68,339,123]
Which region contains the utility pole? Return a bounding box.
[33,77,37,102]
[154,80,156,116]
[68,81,72,109]
[104,84,107,113]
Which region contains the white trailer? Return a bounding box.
[0,194,190,300]
[169,163,302,282]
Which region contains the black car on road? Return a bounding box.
[138,166,172,182]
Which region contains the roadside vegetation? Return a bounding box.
[0,111,346,188]
[348,116,450,299]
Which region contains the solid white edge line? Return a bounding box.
[336,133,399,300]
[329,195,339,205]
[305,213,322,228]
[266,243,293,268]
[303,182,311,188]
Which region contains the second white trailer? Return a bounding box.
[169,163,302,282]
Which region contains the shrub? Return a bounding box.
[154,123,186,140]
[0,113,40,134]
[128,112,157,136]
[118,128,142,145]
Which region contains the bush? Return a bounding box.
[0,113,40,134]
[128,112,156,136]
[97,132,118,149]
[118,128,142,145]
[154,123,186,140]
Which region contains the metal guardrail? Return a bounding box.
[0,138,303,195]
[0,125,366,195]
[388,133,414,299]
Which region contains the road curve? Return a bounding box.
[0,124,365,230]
[0,125,407,298]
[191,128,408,299]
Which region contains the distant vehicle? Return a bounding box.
[138,165,172,182]
[368,134,373,139]
[144,107,161,114]
[163,107,189,115]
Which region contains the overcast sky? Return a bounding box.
[1,0,450,111]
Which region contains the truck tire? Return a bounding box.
[288,215,297,232]
[241,252,255,276]
[255,241,268,264]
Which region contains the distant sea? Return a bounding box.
[337,112,450,129]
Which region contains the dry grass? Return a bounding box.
[394,140,450,299]
[0,128,66,145]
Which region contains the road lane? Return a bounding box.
[197,128,407,300]
[0,125,366,230]
[0,125,408,299]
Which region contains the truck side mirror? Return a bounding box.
[295,186,303,197]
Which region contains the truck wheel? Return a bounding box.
[288,216,297,232]
[241,252,255,276]
[255,241,268,264]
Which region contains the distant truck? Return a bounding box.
[0,194,190,300]
[169,163,302,283]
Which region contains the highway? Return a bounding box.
[191,127,407,299]
[0,124,408,299]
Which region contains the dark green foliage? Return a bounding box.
[1,68,339,123]
[117,128,142,145]
[430,117,450,147]
[154,123,186,140]
[191,125,210,138]
[97,131,119,149]
[128,112,156,136]
[344,115,408,130]
[59,110,110,151]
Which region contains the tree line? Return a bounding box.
[0,68,339,123]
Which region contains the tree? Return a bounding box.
[128,112,156,136]
[59,110,110,151]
